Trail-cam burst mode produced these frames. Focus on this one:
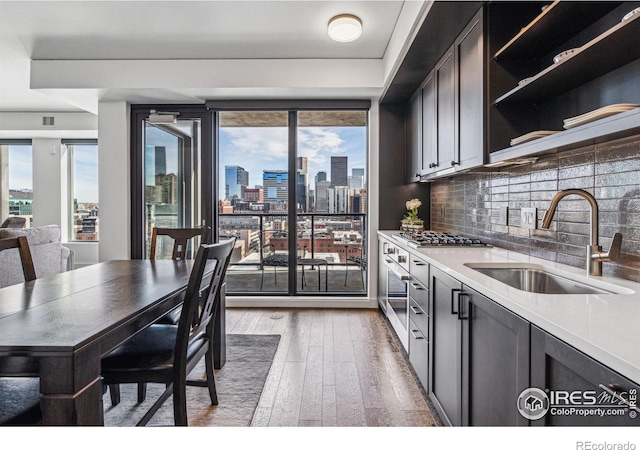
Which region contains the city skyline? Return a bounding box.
[219,125,367,199]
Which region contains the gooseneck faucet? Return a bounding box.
[541,189,622,277]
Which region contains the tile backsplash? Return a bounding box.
[430,134,640,282]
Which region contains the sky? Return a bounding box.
[8,144,99,203]
[218,125,367,196]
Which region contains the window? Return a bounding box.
[68,143,99,241]
[0,143,33,228]
[217,109,368,296]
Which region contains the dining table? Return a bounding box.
[0,259,225,426]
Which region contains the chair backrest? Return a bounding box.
[0,217,26,229]
[173,238,235,374]
[149,226,210,260]
[0,236,36,282]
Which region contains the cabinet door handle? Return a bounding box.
[451,160,460,166]
[458,292,469,320]
[451,288,461,315]
[410,329,425,340]
[410,282,425,290]
[410,305,423,315]
[413,261,427,266]
[598,384,638,411]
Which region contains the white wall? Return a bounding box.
[32,138,64,227]
[97,101,130,261]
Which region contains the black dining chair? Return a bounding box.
[101,238,235,426]
[149,226,209,261]
[108,226,211,406]
[0,237,40,426]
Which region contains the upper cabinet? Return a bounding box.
[487,1,640,164]
[401,1,640,180]
[408,8,487,182]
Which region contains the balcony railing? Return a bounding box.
[219,213,366,295]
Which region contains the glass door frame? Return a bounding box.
[130,105,214,259]
[209,101,370,296]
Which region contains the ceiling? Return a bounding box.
[0,1,425,115]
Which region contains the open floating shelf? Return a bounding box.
[494,1,621,61]
[489,107,640,165]
[494,11,640,105]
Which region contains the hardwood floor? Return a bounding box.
[225,307,441,427]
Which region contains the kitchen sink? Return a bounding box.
[464,264,615,295]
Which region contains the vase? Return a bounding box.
[401,223,424,232]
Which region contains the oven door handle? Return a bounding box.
[384,258,411,281]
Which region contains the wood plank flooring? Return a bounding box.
[225,307,441,427]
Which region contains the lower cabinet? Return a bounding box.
[461,286,530,426]
[429,266,530,426]
[530,326,640,426]
[429,266,463,425]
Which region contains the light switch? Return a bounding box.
[521,207,537,229]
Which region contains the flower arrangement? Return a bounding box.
[402,198,424,229]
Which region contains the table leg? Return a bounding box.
[39,345,104,425]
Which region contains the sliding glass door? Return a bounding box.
[218,111,290,293]
[217,109,368,296]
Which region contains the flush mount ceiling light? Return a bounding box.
[328,14,362,42]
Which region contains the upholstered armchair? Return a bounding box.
[0,225,73,288]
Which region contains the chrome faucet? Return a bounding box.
[541,189,622,276]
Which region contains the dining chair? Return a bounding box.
[101,238,235,426]
[106,226,211,407]
[0,236,37,283]
[149,226,209,261]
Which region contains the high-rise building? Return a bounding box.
[263,170,288,203]
[155,146,166,175]
[352,168,365,179]
[225,165,249,200]
[330,156,348,187]
[316,171,327,182]
[296,157,309,212]
[315,180,331,212]
[349,167,364,191]
[328,186,350,214]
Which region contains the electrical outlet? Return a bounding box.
[499,206,508,226]
[521,207,537,229]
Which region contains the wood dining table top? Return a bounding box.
[0,259,201,356]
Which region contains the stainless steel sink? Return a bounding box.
[466,265,614,295]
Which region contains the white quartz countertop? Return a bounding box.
[378,230,640,384]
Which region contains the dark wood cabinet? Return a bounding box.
[408,254,429,390]
[429,265,463,426]
[530,326,640,426]
[460,287,530,426]
[421,72,437,174]
[407,7,486,181]
[429,265,531,427]
[406,90,422,182]
[455,11,485,171]
[435,47,456,173]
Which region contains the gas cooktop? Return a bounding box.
[392,231,491,249]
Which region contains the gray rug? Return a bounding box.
[103,334,281,427]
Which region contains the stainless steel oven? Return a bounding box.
[382,241,410,351]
